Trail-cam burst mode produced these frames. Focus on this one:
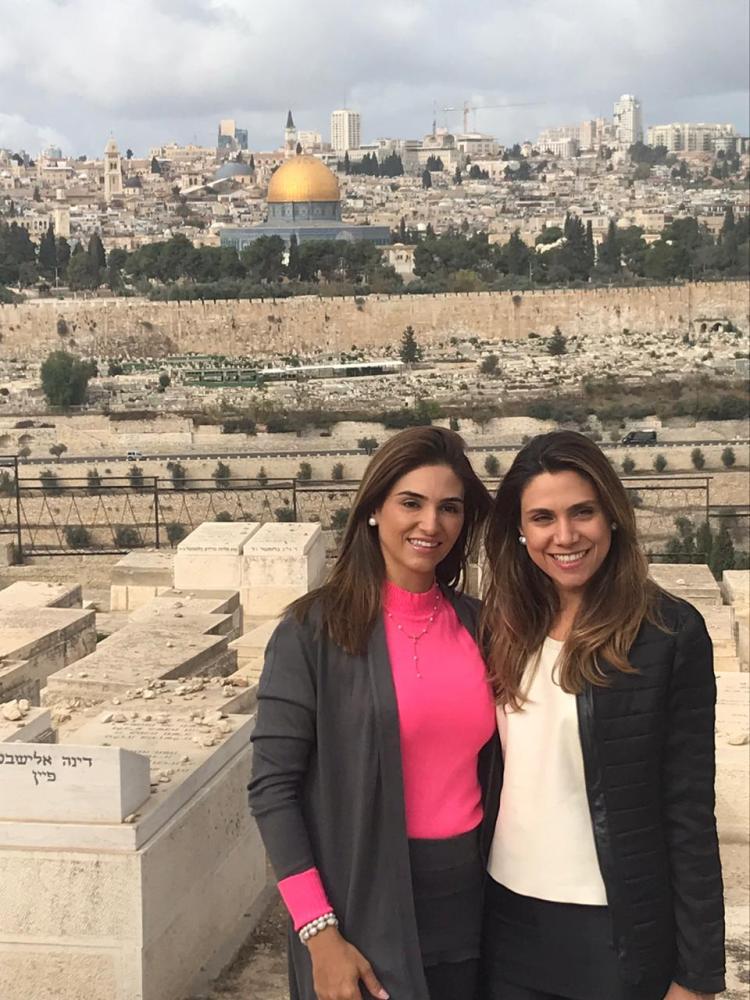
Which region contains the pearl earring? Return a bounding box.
[368,516,377,527]
[611,523,618,531]
[518,535,527,546]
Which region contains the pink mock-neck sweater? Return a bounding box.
[277,581,496,930]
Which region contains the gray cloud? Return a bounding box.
[0,0,747,154]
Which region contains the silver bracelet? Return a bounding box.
[299,911,338,944]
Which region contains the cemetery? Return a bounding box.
[0,524,747,999]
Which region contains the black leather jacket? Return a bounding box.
[576,593,725,994]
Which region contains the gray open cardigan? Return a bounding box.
[247,588,502,1000]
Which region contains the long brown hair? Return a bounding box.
[291,426,491,654]
[480,430,662,707]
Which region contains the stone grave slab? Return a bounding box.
[43,711,256,849]
[110,549,174,611]
[0,741,150,823]
[649,563,723,607]
[715,673,750,842]
[0,581,82,609]
[229,618,278,682]
[44,624,236,705]
[722,570,750,608]
[0,706,55,743]
[129,590,242,640]
[0,607,96,699]
[0,659,39,705]
[241,522,325,615]
[174,522,261,592]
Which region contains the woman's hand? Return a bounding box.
[308,926,389,1000]
[663,983,714,1000]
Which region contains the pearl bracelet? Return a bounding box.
[298,911,338,944]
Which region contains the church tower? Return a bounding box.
[103,137,123,202]
[284,110,298,158]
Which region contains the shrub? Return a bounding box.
[165,522,187,546]
[690,447,705,470]
[297,461,312,481]
[331,462,345,481]
[257,466,268,485]
[213,460,231,486]
[64,524,91,549]
[114,525,141,549]
[167,461,187,490]
[39,468,60,494]
[87,467,102,492]
[49,443,67,458]
[622,456,636,475]
[721,446,736,469]
[484,454,500,477]
[222,415,257,435]
[17,446,31,458]
[128,464,145,490]
[330,507,350,532]
[0,470,14,495]
[449,415,460,432]
[275,506,296,522]
[653,454,667,473]
[215,510,233,522]
[358,436,379,455]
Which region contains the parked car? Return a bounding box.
[126,450,143,461]
[621,430,657,445]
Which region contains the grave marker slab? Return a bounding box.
[0,741,150,823]
[0,581,82,609]
[241,522,325,615]
[174,522,261,592]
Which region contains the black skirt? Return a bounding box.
[480,880,671,1000]
[409,825,484,968]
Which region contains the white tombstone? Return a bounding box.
[0,581,82,609]
[0,742,150,823]
[241,522,326,616]
[110,550,174,611]
[173,522,261,592]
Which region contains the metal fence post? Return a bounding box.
[154,477,161,549]
[292,479,298,521]
[14,456,23,563]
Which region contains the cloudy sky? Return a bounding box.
[1,0,748,156]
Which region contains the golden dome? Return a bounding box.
[267,155,340,203]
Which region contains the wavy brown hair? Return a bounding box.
[480,431,663,707]
[291,426,491,655]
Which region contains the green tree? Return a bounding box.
[158,372,171,390]
[40,351,94,406]
[421,168,432,190]
[484,454,500,476]
[88,232,107,271]
[358,436,379,455]
[696,521,713,563]
[115,525,140,548]
[275,506,296,522]
[331,462,344,481]
[709,524,735,580]
[49,443,67,458]
[257,466,268,485]
[213,460,231,485]
[653,453,668,473]
[399,325,423,364]
[621,456,636,475]
[721,446,736,468]
[690,447,706,470]
[287,233,301,281]
[480,354,500,376]
[38,224,57,278]
[150,156,161,174]
[547,326,568,356]
[454,166,462,185]
[55,236,71,279]
[330,507,350,532]
[297,461,312,481]
[66,245,99,290]
[449,415,460,431]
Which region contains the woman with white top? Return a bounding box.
[479,431,725,1000]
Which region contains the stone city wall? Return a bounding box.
[0,281,747,360]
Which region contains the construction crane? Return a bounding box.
[462,99,546,133]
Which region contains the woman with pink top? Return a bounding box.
[248,426,500,1000]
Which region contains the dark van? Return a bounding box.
[621,429,657,445]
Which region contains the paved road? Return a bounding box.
[18,439,750,467]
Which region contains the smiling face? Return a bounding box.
[519,469,612,604]
[373,464,465,592]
